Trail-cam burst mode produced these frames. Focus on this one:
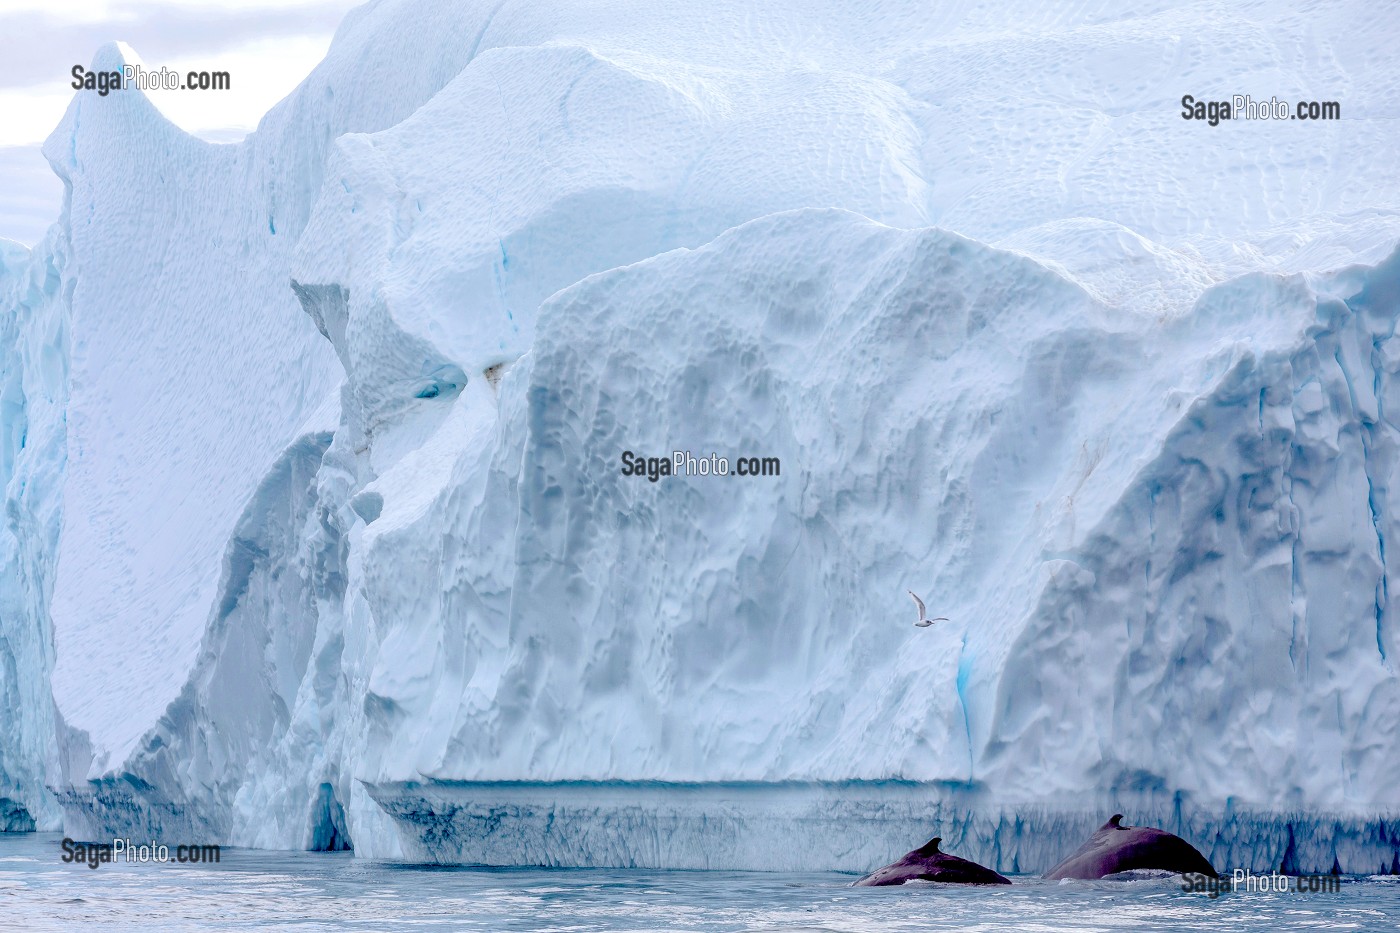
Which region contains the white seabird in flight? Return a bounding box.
[908,590,948,628]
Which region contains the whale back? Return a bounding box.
[853,836,1011,886]
[1044,816,1217,880]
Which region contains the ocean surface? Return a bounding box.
[3,832,1399,931]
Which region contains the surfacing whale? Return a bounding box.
[854,836,1011,886]
[1043,814,1218,880]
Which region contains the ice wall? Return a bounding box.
[2,0,1398,874]
[0,3,521,833]
[336,211,1400,873]
[37,20,508,774]
[0,234,67,832]
[982,255,1400,810]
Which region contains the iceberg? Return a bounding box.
[2,0,1399,875]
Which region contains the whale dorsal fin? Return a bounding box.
[1105,814,1126,829]
[914,837,942,856]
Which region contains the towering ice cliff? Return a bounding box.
[3,0,1400,873]
[0,236,64,833]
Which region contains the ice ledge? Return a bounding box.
[365,780,1400,875]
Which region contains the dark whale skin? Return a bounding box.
[1043,815,1219,880]
[854,837,1012,886]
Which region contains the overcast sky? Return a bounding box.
[1,0,360,245]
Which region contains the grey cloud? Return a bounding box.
[0,145,63,246]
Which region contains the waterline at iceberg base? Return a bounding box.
[344,781,1400,875]
[369,778,1400,874]
[52,776,1400,875]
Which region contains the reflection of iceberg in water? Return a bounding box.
[1,0,1399,876]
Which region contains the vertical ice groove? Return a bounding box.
[1286,467,1301,672]
[1332,342,1388,662]
[955,638,974,778]
[1365,422,1389,664]
[1367,334,1392,665]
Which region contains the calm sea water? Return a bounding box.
[3,832,1399,931]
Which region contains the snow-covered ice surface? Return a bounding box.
[3,0,1400,875]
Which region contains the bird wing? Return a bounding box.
[907,590,927,619]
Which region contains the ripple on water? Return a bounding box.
[0,835,1397,932]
